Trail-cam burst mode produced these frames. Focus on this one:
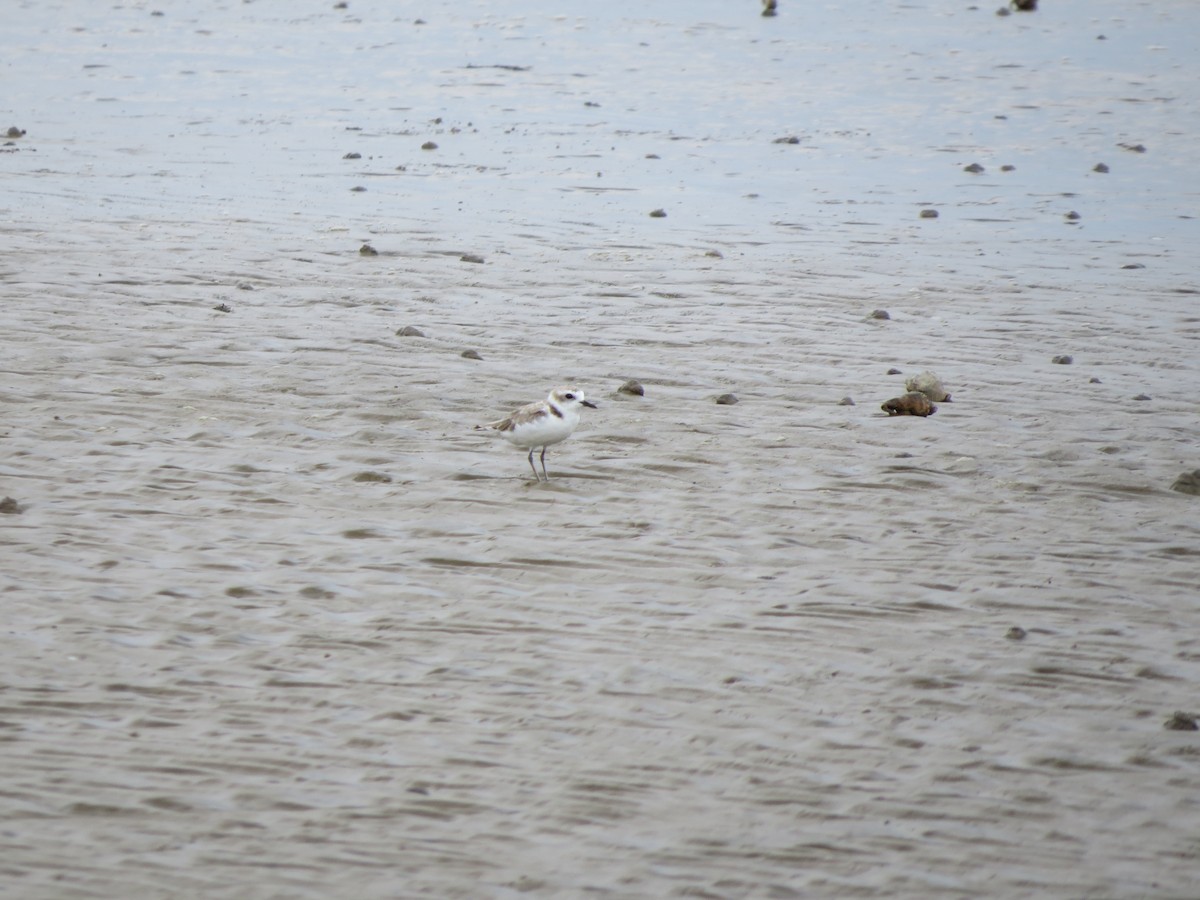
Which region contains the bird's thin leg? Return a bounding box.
[539,446,549,480]
[526,448,541,480]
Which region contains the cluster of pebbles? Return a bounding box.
[882,371,950,418]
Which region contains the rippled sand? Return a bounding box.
[3,1,1200,897]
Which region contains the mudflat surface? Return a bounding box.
[3,1,1199,897]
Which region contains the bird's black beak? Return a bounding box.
[582,400,598,409]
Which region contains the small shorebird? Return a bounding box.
[476,386,597,481]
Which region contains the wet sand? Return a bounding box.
[3,1,1200,897]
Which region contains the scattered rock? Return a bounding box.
[213,303,232,313]
[1089,377,1101,384]
[887,367,903,376]
[882,392,937,417]
[919,208,939,219]
[1093,162,1110,173]
[645,153,660,160]
[397,326,425,337]
[6,126,26,139]
[838,396,855,407]
[1065,211,1081,221]
[869,309,890,320]
[904,371,951,402]
[715,393,739,406]
[236,282,254,291]
[1121,263,1145,270]
[350,185,367,192]
[1051,354,1073,365]
[649,208,667,218]
[1133,393,1151,401]
[1000,164,1016,172]
[359,243,378,256]
[1010,0,1037,10]
[421,141,438,150]
[618,379,645,397]
[1164,711,1199,731]
[461,349,483,360]
[995,5,1010,15]
[460,253,485,264]
[963,163,985,174]
[705,249,723,258]
[1118,142,1147,153]
[772,135,800,144]
[1170,470,1200,496]
[343,151,361,159]
[1005,626,1027,641]
[0,497,24,514]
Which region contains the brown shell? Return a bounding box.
[882,392,937,417]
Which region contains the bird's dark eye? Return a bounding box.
[564,393,575,400]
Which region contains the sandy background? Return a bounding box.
[3,0,1200,897]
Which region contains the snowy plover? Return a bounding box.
[476,385,597,481]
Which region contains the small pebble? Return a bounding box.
[0,497,24,514]
[887,368,902,376]
[919,208,939,219]
[5,126,26,139]
[905,371,951,402]
[1133,393,1151,401]
[963,163,985,174]
[1118,143,1147,153]
[995,6,1010,15]
[1011,0,1037,10]
[838,396,855,407]
[1121,263,1145,270]
[359,243,378,256]
[397,326,425,337]
[1093,162,1110,173]
[1170,470,1200,496]
[649,208,667,218]
[705,249,723,258]
[1051,355,1073,365]
[461,349,483,360]
[870,309,890,320]
[343,151,361,159]
[350,185,367,192]
[715,393,739,406]
[772,135,800,144]
[1164,711,1199,731]
[1065,211,1081,221]
[421,141,438,150]
[618,379,645,397]
[213,303,232,313]
[460,253,485,264]
[1089,377,1101,384]
[1005,626,1027,641]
